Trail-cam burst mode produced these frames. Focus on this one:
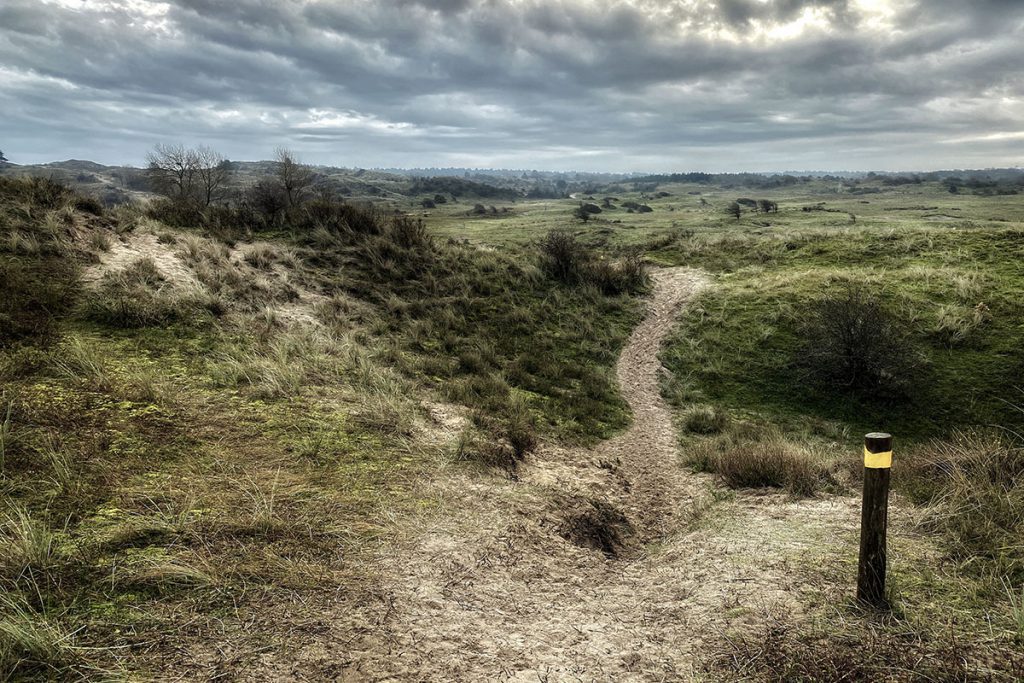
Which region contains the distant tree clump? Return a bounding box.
[421,198,436,209]
[0,149,7,163]
[574,202,602,221]
[727,201,741,220]
[621,201,653,213]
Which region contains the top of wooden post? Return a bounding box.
[865,433,893,453]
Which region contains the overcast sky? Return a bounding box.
[1,0,1022,172]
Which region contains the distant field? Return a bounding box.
[418,179,1024,250]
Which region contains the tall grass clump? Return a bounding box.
[901,429,1024,583]
[684,425,828,497]
[0,506,58,584]
[0,593,76,679]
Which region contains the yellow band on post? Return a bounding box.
[864,447,892,469]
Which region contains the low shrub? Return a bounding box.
[539,230,587,283]
[796,282,925,399]
[538,230,649,294]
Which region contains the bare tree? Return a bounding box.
[146,144,232,206]
[194,146,232,207]
[146,144,198,201]
[275,147,314,207]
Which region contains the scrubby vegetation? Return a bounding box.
[0,177,100,347]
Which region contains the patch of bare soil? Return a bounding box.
[233,268,880,681]
[83,232,202,290]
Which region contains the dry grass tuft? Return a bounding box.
[684,425,830,497]
[901,429,1024,583]
[0,593,76,679]
[705,610,1024,682]
[0,506,57,583]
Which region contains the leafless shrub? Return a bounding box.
[797,282,924,398]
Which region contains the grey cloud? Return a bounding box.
[0,0,1021,171]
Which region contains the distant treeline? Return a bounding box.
[630,172,810,189]
[408,176,520,200]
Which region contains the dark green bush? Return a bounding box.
[539,230,587,283]
[797,283,924,398]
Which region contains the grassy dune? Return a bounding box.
[0,177,645,678]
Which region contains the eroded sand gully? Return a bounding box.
[292,267,864,682]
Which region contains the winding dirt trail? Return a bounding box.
[526,268,709,546]
[291,267,865,682]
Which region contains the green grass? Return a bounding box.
[292,209,644,443]
[618,180,1024,678]
[660,228,1024,438]
[2,171,1022,679]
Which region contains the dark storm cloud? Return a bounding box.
[0,0,1021,170]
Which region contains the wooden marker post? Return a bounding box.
[858,432,893,608]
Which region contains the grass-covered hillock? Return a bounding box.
[659,226,1024,437]
[0,177,648,678]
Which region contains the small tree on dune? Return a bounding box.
[727,201,741,221]
[145,144,232,207]
[0,150,7,163]
[275,147,315,207]
[146,143,199,202]
[193,146,232,207]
